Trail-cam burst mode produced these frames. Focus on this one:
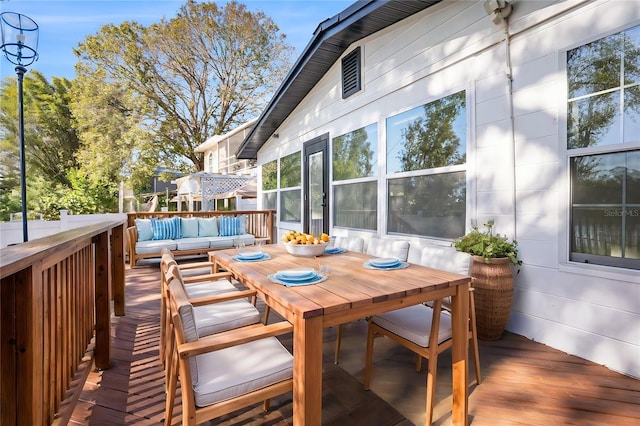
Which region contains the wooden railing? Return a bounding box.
[0,220,126,425]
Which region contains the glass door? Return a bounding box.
[303,134,329,236]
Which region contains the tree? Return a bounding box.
[73,0,294,186]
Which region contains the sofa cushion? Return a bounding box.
[192,336,293,408]
[219,216,240,236]
[198,217,218,237]
[181,218,199,238]
[151,217,181,240]
[135,219,153,241]
[176,237,211,251]
[206,234,255,249]
[136,239,177,254]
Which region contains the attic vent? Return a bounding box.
[341,47,361,99]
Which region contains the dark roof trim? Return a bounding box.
[237,0,442,159]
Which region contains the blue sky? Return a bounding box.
[0,0,355,81]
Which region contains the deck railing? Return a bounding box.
[0,220,126,425]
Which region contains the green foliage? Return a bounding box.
[453,220,522,266]
[73,0,294,180]
[332,125,376,181]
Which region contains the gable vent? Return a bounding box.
[341,47,361,99]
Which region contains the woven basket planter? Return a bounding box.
[470,256,514,340]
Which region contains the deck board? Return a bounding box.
[65,260,640,425]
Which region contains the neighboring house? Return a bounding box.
[172,120,259,211]
[236,0,640,378]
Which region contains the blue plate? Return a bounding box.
[363,261,409,270]
[268,273,327,286]
[276,268,316,281]
[324,247,345,254]
[232,253,271,262]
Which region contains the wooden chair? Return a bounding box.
[363,245,481,425]
[159,250,248,364]
[164,272,294,425]
[334,237,410,364]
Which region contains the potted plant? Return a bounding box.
[453,220,521,340]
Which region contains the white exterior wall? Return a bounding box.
[257,0,640,377]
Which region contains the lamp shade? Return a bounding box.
[0,12,39,67]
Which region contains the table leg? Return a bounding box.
[293,314,323,426]
[451,282,470,425]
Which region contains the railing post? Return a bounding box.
[111,223,125,316]
[94,231,111,370]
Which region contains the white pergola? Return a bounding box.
[173,172,255,211]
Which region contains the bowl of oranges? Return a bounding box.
[281,231,330,257]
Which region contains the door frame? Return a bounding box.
[303,133,329,235]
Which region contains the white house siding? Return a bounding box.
[257,0,639,377]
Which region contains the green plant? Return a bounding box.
[453,220,522,266]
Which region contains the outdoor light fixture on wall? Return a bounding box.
[484,0,512,26]
[0,12,39,242]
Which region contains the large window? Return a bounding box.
[332,124,378,230]
[386,91,467,238]
[567,25,639,269]
[279,152,302,222]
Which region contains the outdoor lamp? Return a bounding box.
[1,12,39,242]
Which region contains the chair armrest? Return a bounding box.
[189,289,256,306]
[178,321,293,358]
[178,260,216,270]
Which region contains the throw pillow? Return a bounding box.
[180,218,199,238]
[135,219,153,241]
[219,216,240,237]
[237,214,247,234]
[198,217,218,237]
[151,217,181,240]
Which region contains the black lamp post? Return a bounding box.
[0,12,39,242]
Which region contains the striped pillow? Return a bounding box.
[219,216,240,236]
[151,217,181,240]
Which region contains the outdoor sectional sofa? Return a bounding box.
[125,210,274,267]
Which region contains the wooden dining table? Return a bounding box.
[210,244,470,426]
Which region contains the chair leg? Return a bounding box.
[425,354,439,426]
[415,354,422,371]
[264,305,271,325]
[334,324,343,364]
[164,350,178,425]
[469,295,482,384]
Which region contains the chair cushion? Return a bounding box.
[366,238,410,262]
[181,218,199,238]
[420,245,471,275]
[372,304,452,348]
[183,280,238,299]
[176,237,211,250]
[192,337,293,407]
[207,234,255,249]
[136,239,177,254]
[334,236,364,252]
[193,299,260,338]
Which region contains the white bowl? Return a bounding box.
[283,242,326,257]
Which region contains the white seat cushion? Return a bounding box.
[184,280,238,299]
[193,300,260,337]
[206,234,256,249]
[420,246,471,275]
[366,238,410,262]
[193,337,293,407]
[136,239,177,254]
[372,304,452,348]
[334,236,365,252]
[176,237,211,250]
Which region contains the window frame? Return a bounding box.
[562,24,640,271]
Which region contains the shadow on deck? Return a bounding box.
[69,260,640,425]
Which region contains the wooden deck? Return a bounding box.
[68,260,640,425]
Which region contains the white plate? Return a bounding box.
[276,268,316,280]
[237,250,264,260]
[369,257,400,267]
